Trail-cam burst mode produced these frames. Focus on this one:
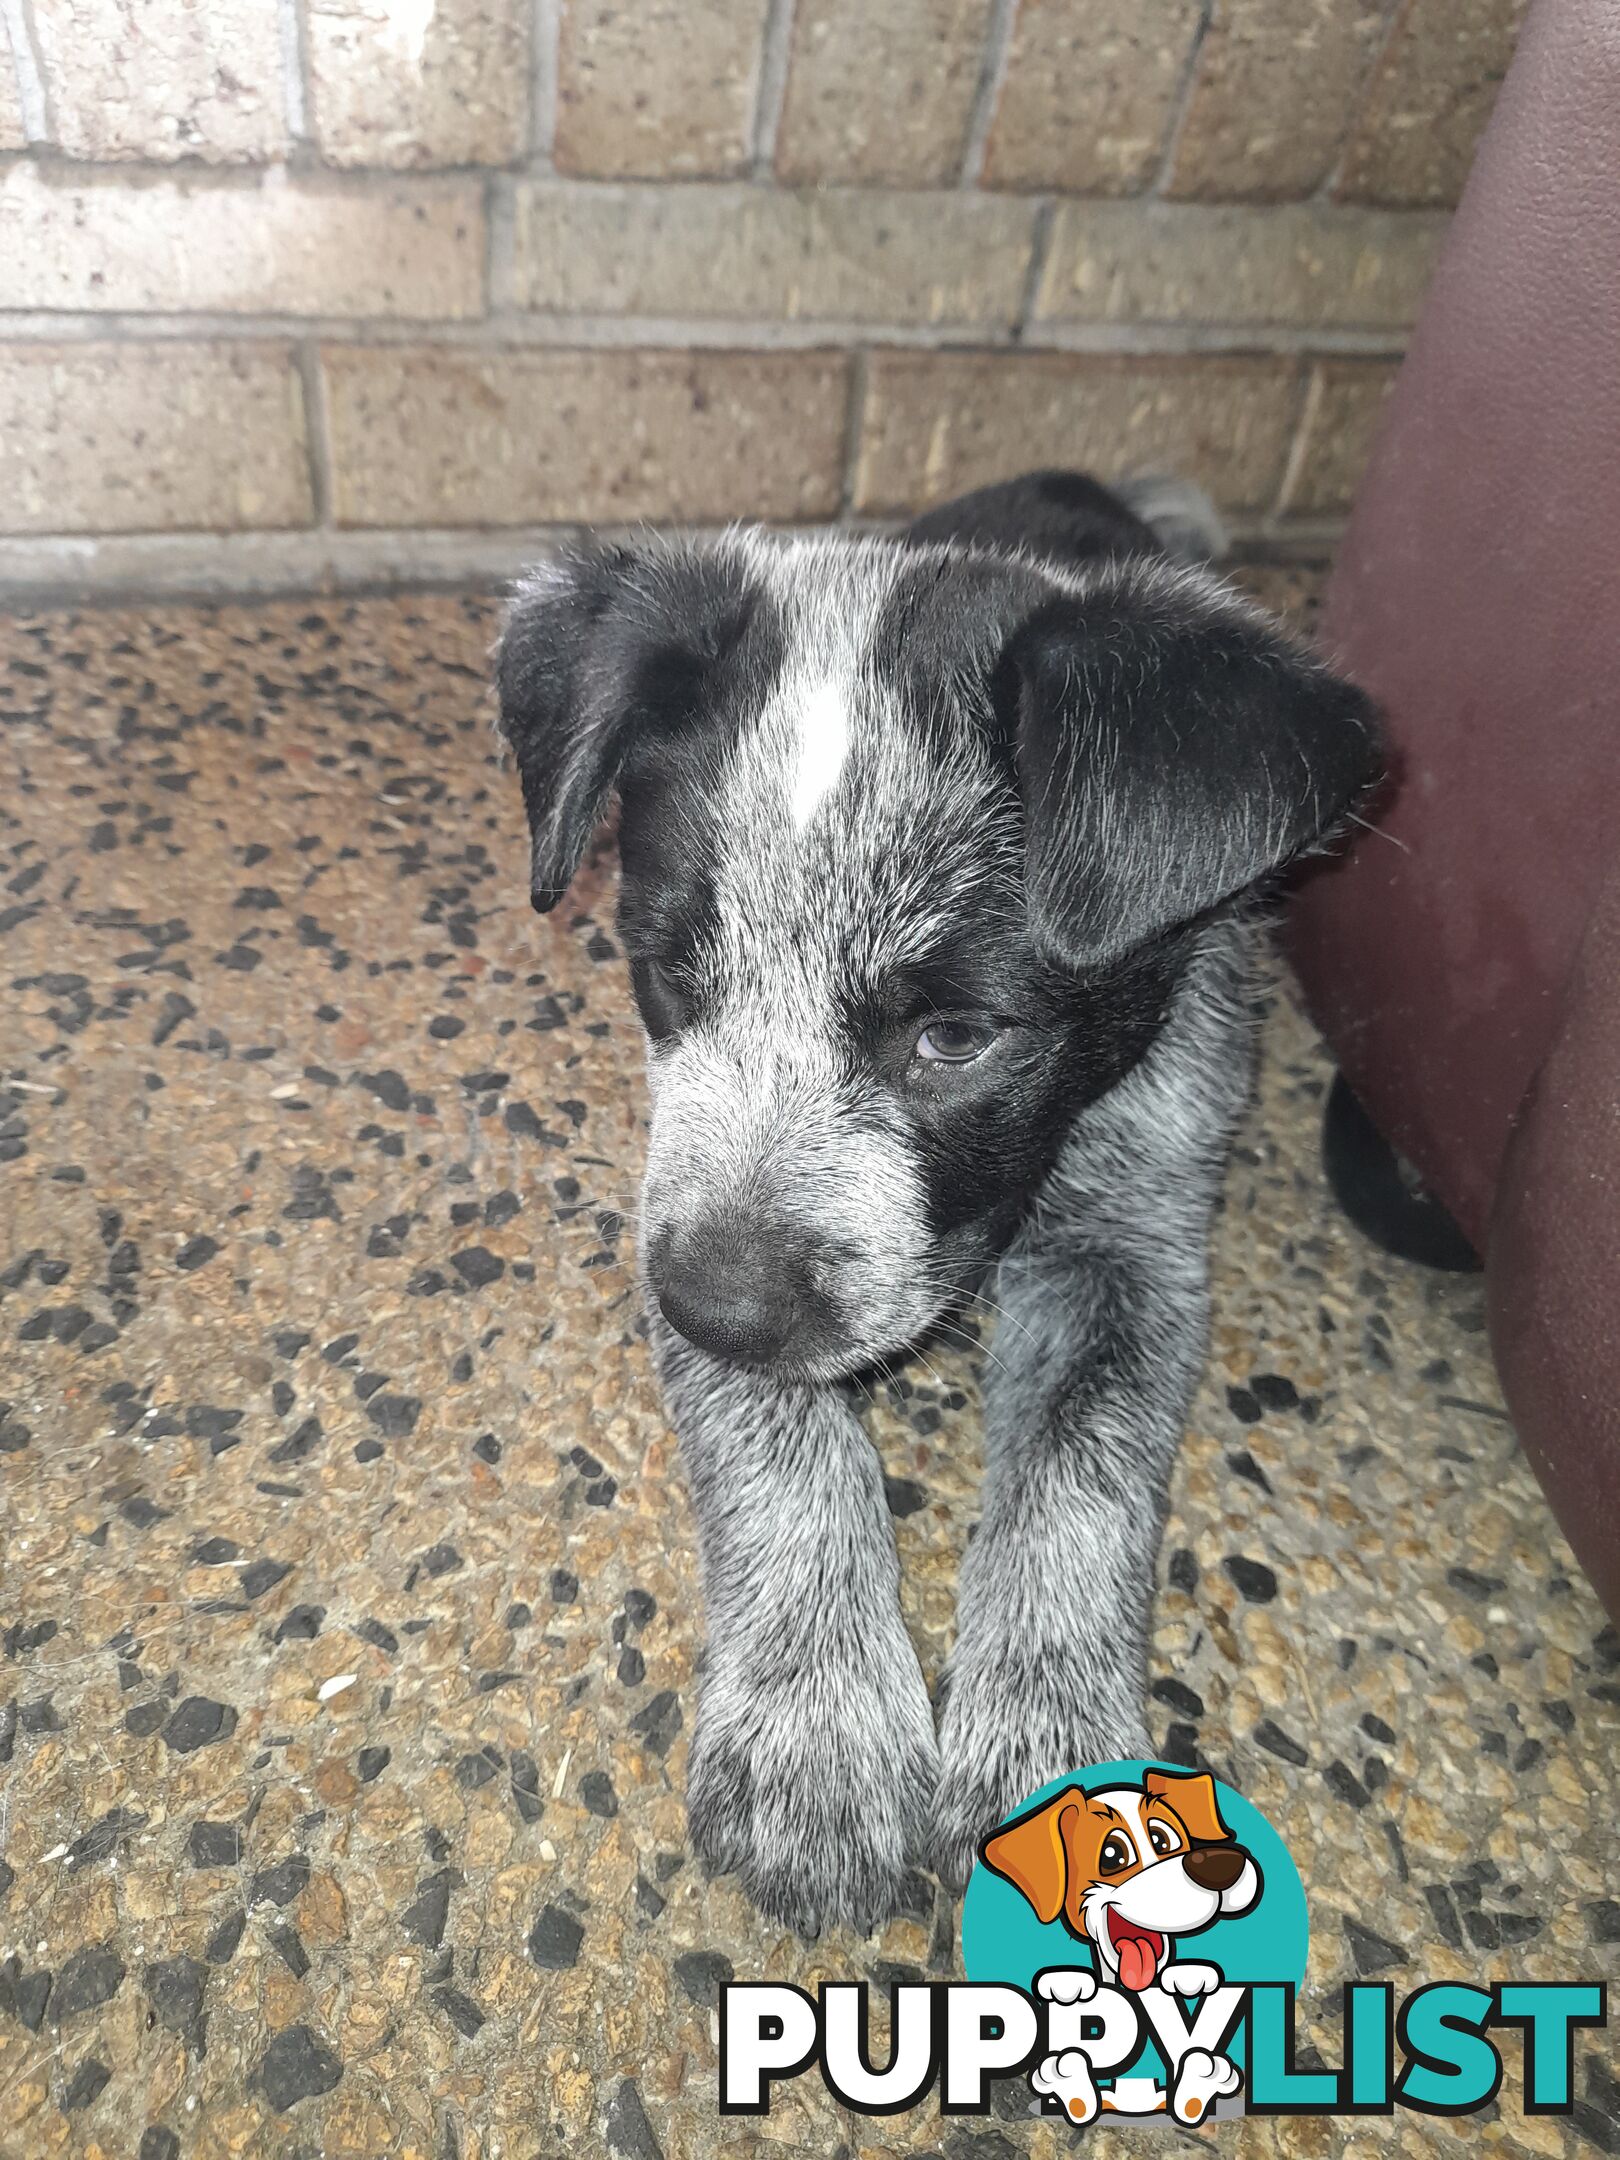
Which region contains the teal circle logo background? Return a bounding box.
[961,1760,1308,2043]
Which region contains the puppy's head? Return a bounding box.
[982,1770,1261,1989]
[496,530,1377,1378]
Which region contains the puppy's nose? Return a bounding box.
[1183,1844,1248,1893]
[648,1217,818,1365]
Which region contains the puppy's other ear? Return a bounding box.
[496,542,771,913]
[981,1792,1080,1927]
[1004,562,1381,968]
[496,545,634,912]
[1144,1768,1233,1846]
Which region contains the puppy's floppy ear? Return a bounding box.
[981,1791,1081,1929]
[1001,561,1381,968]
[496,541,771,913]
[1144,1768,1233,1846]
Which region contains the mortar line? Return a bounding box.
[278,0,313,148]
[531,0,561,168]
[1269,358,1324,526]
[1,0,52,144]
[0,143,1458,206]
[294,339,336,526]
[836,350,869,519]
[1012,197,1057,340]
[0,309,1415,359]
[0,144,543,185]
[1151,0,1215,199]
[959,0,1019,185]
[485,172,518,315]
[1320,0,1412,202]
[959,0,1019,186]
[750,0,797,179]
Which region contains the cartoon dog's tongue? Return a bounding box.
[1107,1909,1166,1991]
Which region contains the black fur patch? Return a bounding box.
[497,544,782,912]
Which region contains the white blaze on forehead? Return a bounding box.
[788,675,850,831]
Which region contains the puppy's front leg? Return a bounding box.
[931,999,1248,1887]
[655,1322,940,1936]
[930,1232,1200,1884]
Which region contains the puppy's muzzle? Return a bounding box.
[1182,1844,1248,1894]
[648,1215,835,1367]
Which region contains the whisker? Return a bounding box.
[907,1342,959,1396]
[928,1315,1007,1381]
[964,1292,1049,1357]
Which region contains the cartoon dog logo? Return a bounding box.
[981,1767,1262,2124]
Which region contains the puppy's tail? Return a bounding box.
[1116,473,1228,566]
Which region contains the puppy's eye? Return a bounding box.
[1099,1832,1135,1875]
[630,955,690,1042]
[914,1017,1001,1065]
[1147,1820,1179,1857]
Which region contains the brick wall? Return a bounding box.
[0,0,1526,598]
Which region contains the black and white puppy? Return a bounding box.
[495,471,1379,1935]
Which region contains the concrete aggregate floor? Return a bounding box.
[0,581,1615,2159]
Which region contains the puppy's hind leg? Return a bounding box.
[931,930,1254,1886]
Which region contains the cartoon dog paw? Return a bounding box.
[1160,1961,1222,1997]
[1170,2047,1242,2124]
[1036,1967,1098,2006]
[1032,2048,1101,2124]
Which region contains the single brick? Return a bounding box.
[983,0,1204,193]
[510,183,1035,328]
[1033,202,1442,331]
[0,344,312,535]
[0,169,484,318]
[30,0,285,162]
[1282,359,1400,518]
[853,351,1298,518]
[773,0,994,185]
[1336,0,1528,209]
[323,345,849,528]
[306,0,529,168]
[554,0,767,178]
[1165,0,1388,202]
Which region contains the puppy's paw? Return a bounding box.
[1036,1966,1097,2005]
[930,1649,1150,1890]
[687,1651,940,1938]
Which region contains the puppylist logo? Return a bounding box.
[720,1759,1607,2126]
[971,1763,1270,2123]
